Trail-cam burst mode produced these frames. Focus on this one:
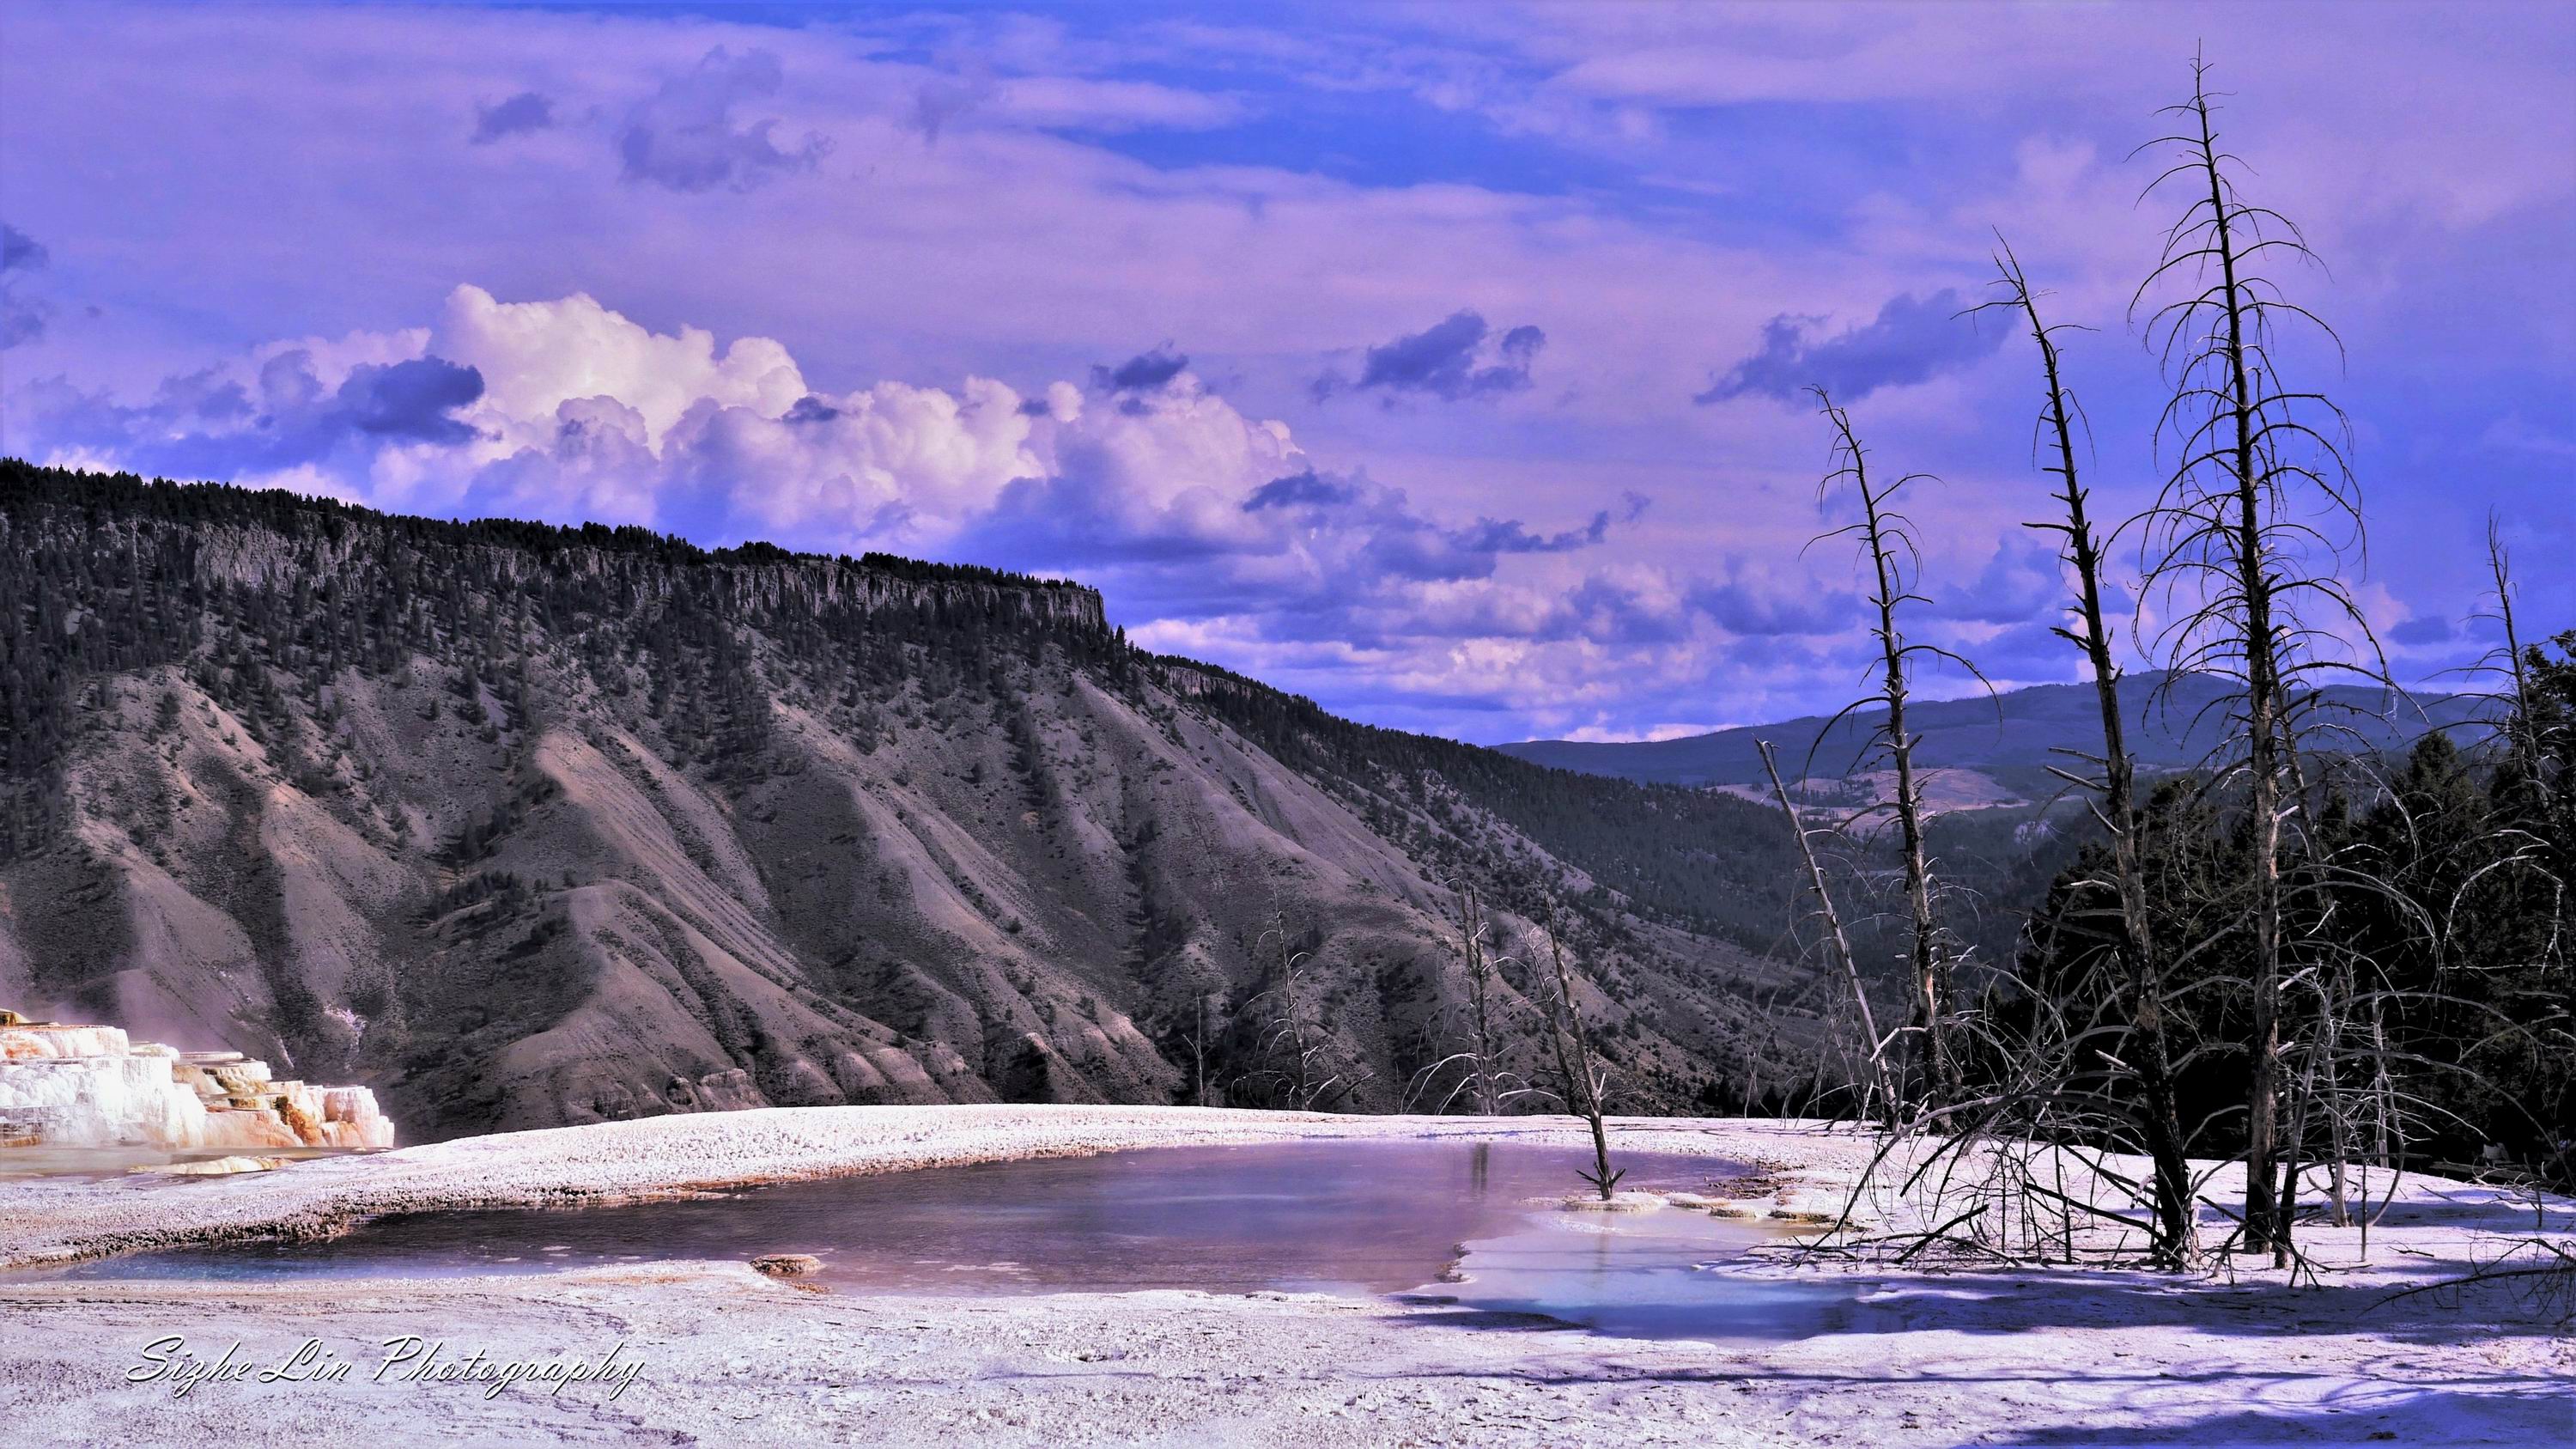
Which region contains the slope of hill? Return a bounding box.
[0,462,1817,1139]
[1501,674,2485,798]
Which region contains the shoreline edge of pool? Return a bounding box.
[2,1106,2566,1447]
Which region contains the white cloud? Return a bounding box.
[438,285,806,448]
[659,374,1043,544]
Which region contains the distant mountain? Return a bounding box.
[0,462,1824,1139]
[1500,674,2488,800]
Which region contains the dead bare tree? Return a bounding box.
[1534,916,1624,1200]
[1247,904,1367,1111]
[2480,517,2549,804]
[1176,988,1223,1107]
[1398,882,1540,1116]
[1457,884,1504,1116]
[2420,525,2574,1191]
[1975,238,2198,1266]
[1807,385,1974,1108]
[2132,55,2381,1264]
[1758,738,1899,1123]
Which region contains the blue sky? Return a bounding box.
[1,1,2567,743]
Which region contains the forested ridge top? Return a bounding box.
[0,460,1103,601]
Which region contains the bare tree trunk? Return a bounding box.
[1759,739,1899,1122]
[2139,61,2367,1268]
[2369,996,2403,1215]
[1988,240,2197,1265]
[1261,904,1319,1109]
[1456,885,1501,1116]
[1539,921,1622,1199]
[1743,1002,1771,1117]
[2489,519,2543,794]
[1813,391,1957,1106]
[2325,1038,2353,1226]
[2178,80,2297,1265]
[1192,992,1212,1107]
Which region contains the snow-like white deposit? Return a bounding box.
[0,1050,208,1148]
[0,1018,391,1153]
[0,1108,2566,1447]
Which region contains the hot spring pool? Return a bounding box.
[50,1140,1865,1340]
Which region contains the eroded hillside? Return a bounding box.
[0,464,1814,1137]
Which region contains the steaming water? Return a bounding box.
[52,1141,1861,1340]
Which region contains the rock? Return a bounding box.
[130,1155,290,1177]
[750,1253,825,1278]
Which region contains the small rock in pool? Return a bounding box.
[751,1253,825,1277]
[130,1155,290,1177]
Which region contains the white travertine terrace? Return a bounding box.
[0,1013,392,1152]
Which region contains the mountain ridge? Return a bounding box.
[1501,673,2486,799]
[0,461,1820,1138]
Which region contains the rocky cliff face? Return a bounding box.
[0,464,1812,1139]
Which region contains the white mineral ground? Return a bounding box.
[1,1105,2568,1446]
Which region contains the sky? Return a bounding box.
[1,1,2568,745]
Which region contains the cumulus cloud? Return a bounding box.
[655,374,1042,544]
[471,91,556,145]
[1695,289,2001,405]
[1452,511,1613,557]
[435,283,806,445]
[1242,470,1352,512]
[413,290,1042,539]
[1316,310,1547,402]
[617,47,827,193]
[5,288,1075,553]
